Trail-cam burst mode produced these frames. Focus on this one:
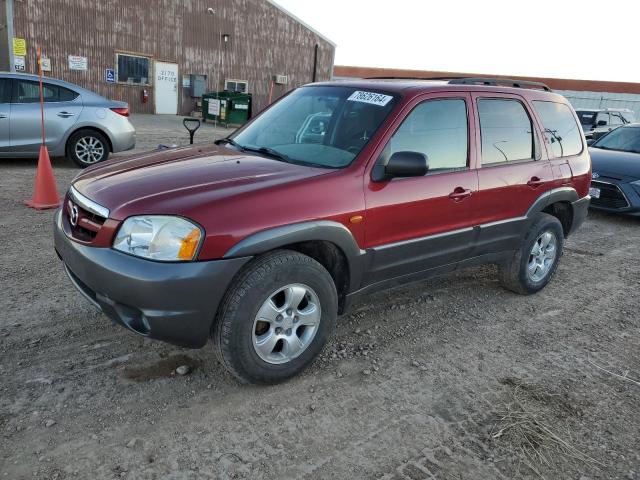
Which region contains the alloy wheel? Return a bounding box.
[75,136,105,164]
[527,230,557,282]
[252,283,321,364]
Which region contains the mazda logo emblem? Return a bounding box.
[592,172,600,179]
[70,204,79,227]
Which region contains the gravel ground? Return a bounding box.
[1,117,639,479]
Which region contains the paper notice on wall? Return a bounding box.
[13,56,26,71]
[13,38,26,56]
[208,99,221,116]
[40,57,52,72]
[68,55,88,71]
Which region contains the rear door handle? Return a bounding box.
[527,176,544,188]
[0,114,7,119]
[57,111,75,118]
[449,187,473,201]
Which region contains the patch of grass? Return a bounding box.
[491,378,601,479]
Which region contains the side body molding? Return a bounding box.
[223,220,367,292]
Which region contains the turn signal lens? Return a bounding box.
[178,228,202,260]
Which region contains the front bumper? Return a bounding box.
[53,210,250,348]
[589,179,640,216]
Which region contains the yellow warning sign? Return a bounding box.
[13,38,26,56]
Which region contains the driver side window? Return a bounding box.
[382,98,469,174]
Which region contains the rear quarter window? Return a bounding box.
[533,101,583,158]
[0,79,11,103]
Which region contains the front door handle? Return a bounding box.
[57,111,75,118]
[527,176,544,188]
[0,114,7,119]
[449,187,473,202]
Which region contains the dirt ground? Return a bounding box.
[1,117,639,479]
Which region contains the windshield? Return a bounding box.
[577,111,596,126]
[593,126,640,154]
[229,86,398,168]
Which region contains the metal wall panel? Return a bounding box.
[558,89,640,116]
[10,0,335,114]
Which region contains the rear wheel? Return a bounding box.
[67,130,110,168]
[213,250,337,384]
[498,213,564,294]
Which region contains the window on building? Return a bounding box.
[13,80,79,103]
[225,79,248,93]
[533,101,583,158]
[385,99,468,173]
[116,53,151,85]
[478,98,536,164]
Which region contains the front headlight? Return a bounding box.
[113,216,203,261]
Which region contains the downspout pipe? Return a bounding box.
[312,43,318,83]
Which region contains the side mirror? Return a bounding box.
[372,151,429,182]
[586,139,596,146]
[597,120,607,127]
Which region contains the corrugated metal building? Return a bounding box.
[334,66,640,115]
[0,0,335,115]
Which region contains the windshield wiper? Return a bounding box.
[242,145,293,163]
[215,137,242,149]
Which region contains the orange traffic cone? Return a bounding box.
[24,145,61,210]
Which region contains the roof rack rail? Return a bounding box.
[363,76,456,81]
[448,77,551,91]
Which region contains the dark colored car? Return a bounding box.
[54,78,591,384]
[588,124,640,215]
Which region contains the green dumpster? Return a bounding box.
[203,91,252,126]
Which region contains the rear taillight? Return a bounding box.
[110,107,129,117]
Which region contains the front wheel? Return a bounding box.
[67,130,110,168]
[213,250,337,384]
[498,213,564,295]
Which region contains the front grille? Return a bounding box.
[591,181,630,210]
[65,199,106,241]
[65,187,109,242]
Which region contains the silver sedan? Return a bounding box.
[0,72,135,167]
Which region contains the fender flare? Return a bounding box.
[526,186,578,218]
[223,220,367,291]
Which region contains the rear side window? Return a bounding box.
[13,80,79,103]
[478,98,536,164]
[533,101,583,158]
[0,79,10,103]
[386,98,468,173]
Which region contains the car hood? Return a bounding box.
[72,144,332,219]
[589,147,640,179]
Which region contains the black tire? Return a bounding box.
[498,213,564,295]
[67,129,110,168]
[213,250,338,384]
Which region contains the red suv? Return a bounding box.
[54,78,591,384]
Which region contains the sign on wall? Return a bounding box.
[208,99,221,116]
[14,56,25,71]
[40,57,52,72]
[13,38,26,56]
[68,55,88,71]
[105,68,116,84]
